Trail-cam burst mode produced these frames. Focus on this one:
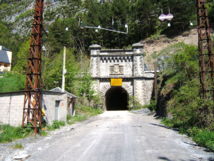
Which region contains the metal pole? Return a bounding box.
[22,0,44,134]
[62,46,66,92]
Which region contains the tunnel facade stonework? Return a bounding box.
[90,43,154,109]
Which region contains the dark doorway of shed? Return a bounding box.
[105,87,129,110]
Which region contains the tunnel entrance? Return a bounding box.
[105,87,129,111]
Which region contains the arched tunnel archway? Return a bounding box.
[105,87,129,110]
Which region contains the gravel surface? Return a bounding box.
[0,111,213,161]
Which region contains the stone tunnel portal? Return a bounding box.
[105,87,129,111]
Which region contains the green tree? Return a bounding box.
[0,72,25,92]
[13,40,30,73]
[207,0,214,28]
[159,0,196,35]
[129,0,160,41]
[0,21,22,65]
[78,73,95,106]
[43,48,79,92]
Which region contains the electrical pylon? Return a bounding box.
[22,0,44,134]
[196,0,214,100]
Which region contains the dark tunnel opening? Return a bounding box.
[105,87,129,111]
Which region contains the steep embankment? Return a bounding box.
[142,29,198,70]
[144,29,214,151]
[143,29,198,55]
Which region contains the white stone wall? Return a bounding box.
[7,51,12,71]
[98,81,133,96]
[94,79,154,106]
[92,78,154,106]
[0,93,68,127]
[43,94,67,125]
[133,55,144,76]
[90,44,154,107]
[0,94,23,126]
[99,58,133,77]
[90,57,98,77]
[134,79,154,105]
[142,79,154,105]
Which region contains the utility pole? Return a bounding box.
[22,0,44,134]
[61,27,68,92]
[196,0,214,100]
[154,63,158,103]
[62,46,66,92]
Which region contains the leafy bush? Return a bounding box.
[143,100,157,111]
[161,120,214,151]
[0,125,33,143]
[128,96,144,110]
[67,105,103,125]
[0,72,25,92]
[12,143,24,149]
[42,48,79,92]
[189,128,214,151]
[76,105,103,116]
[78,74,96,106]
[157,43,214,151]
[47,121,65,130]
[67,115,87,125]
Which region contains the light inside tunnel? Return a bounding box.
[105,87,129,110]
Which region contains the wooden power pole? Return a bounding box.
[22,0,44,134]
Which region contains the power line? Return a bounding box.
[81,25,128,35]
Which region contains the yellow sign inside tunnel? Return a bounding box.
[111,78,122,86]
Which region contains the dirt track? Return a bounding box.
[1,111,214,161]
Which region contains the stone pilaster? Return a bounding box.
[132,43,144,77]
[89,44,101,77]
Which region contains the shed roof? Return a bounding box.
[50,87,77,98]
[0,50,10,64]
[0,89,77,98]
[0,45,10,51]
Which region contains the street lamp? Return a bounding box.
[125,24,128,33]
[158,9,174,28]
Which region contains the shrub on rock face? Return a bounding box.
[156,43,214,130]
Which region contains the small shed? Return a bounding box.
[0,88,77,127]
[0,46,12,72]
[50,87,77,116]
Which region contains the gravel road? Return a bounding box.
[1,111,214,161]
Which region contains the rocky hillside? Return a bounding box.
[142,29,199,70]
[143,29,198,56]
[0,0,69,35]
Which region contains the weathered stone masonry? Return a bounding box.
[90,43,155,108]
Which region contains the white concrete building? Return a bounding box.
[90,43,155,110]
[0,88,76,127]
[0,46,12,72]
